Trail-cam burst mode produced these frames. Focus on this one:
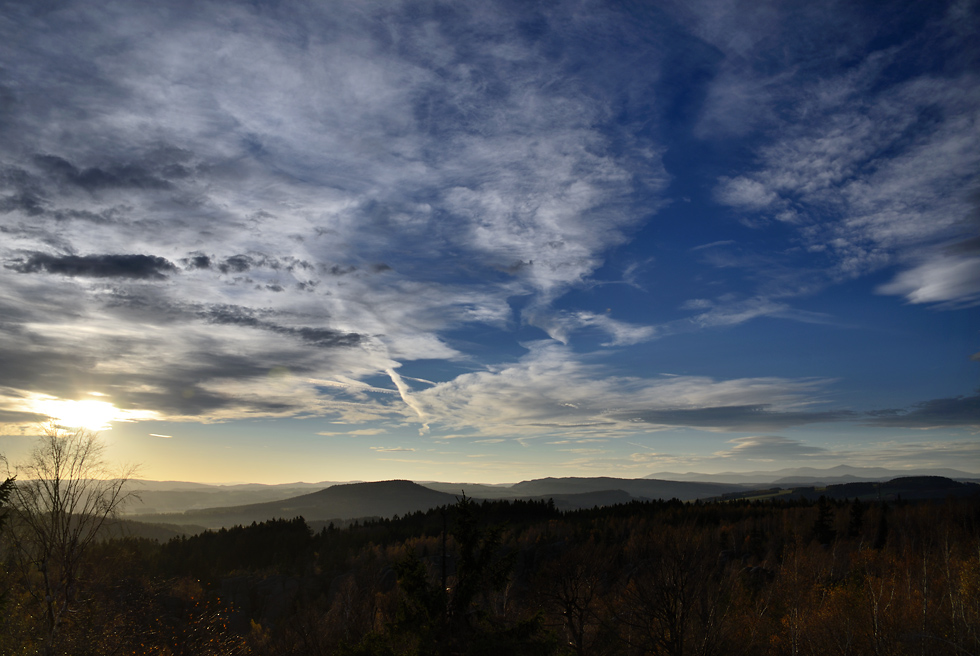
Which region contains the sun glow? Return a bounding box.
[31,396,159,431]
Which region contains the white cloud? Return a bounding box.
[877,255,980,307]
[689,297,788,328]
[0,0,674,430]
[693,1,980,307]
[409,342,839,436]
[715,176,779,210]
[720,71,980,287]
[716,435,828,459]
[690,240,736,251]
[533,310,659,346]
[317,428,388,436]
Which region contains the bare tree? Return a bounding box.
[6,424,138,655]
[538,540,613,656]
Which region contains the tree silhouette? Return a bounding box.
[811,496,837,545]
[0,474,14,532]
[6,425,138,655]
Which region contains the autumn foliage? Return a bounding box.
[1,493,978,655]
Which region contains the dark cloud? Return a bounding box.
[110,350,330,417]
[7,252,178,279]
[0,80,17,125]
[621,405,855,431]
[219,255,253,273]
[0,408,47,424]
[0,192,45,215]
[52,207,126,224]
[160,163,192,179]
[145,384,235,415]
[96,294,362,350]
[946,236,980,256]
[177,252,315,274]
[1,166,37,190]
[292,326,361,348]
[287,259,315,272]
[503,260,533,274]
[865,394,980,428]
[33,154,173,192]
[184,253,212,269]
[0,325,323,418]
[0,166,46,215]
[203,304,261,328]
[200,304,361,348]
[0,348,99,399]
[87,372,259,418]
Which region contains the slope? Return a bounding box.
[129,480,460,529]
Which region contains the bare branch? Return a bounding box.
[6,423,140,655]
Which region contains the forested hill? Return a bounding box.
[717,475,980,502]
[127,477,748,529]
[45,493,980,656]
[122,476,977,531]
[505,476,743,499]
[118,480,335,515]
[130,480,460,529]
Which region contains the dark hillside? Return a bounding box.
[119,481,332,514]
[130,480,460,528]
[508,476,743,500]
[719,475,980,502]
[419,482,519,498]
[527,489,633,510]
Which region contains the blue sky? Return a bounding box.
[0,0,977,484]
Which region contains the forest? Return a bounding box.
[1,478,978,656]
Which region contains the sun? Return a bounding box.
[34,398,124,432]
[28,394,162,431]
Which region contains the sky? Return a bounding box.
[0,0,978,485]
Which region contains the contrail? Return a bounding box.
[385,367,430,435]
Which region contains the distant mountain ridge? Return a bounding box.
[716,475,979,503]
[506,476,742,499]
[130,480,458,529]
[123,470,980,532]
[646,465,980,485]
[119,479,343,514]
[127,476,747,529]
[424,477,742,500]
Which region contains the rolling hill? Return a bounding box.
[118,480,341,515]
[125,476,748,530]
[646,465,980,485]
[506,476,744,500]
[128,480,460,529]
[715,476,980,502]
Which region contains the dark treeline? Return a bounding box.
[1,494,978,655]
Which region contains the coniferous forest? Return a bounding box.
[1,492,979,656]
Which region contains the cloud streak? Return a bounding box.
[716,435,829,459]
[865,394,980,429]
